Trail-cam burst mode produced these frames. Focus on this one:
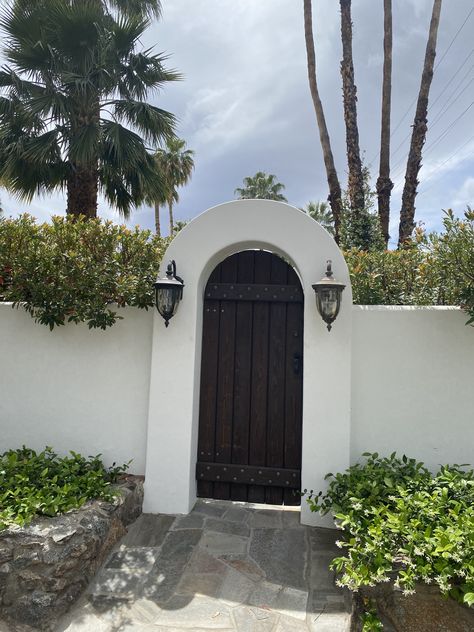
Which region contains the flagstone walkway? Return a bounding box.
[57,499,351,632]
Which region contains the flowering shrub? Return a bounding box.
[0,215,167,329]
[307,453,474,612]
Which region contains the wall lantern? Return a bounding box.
[312,260,345,331]
[154,260,184,327]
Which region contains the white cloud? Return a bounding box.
[451,176,474,209]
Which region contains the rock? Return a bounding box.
[0,476,143,631]
[354,583,474,632]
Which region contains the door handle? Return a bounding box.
[293,353,302,375]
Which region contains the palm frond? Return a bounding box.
[117,52,181,100]
[106,0,162,20]
[111,99,175,143]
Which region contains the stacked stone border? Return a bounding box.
[0,475,143,630]
[351,584,474,632]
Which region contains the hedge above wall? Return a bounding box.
[0,215,167,329]
[0,210,473,329]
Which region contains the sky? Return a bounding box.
[2,0,474,243]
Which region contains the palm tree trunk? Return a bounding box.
[154,201,161,236]
[398,0,442,247]
[303,0,343,243]
[340,0,365,217]
[66,164,98,218]
[168,200,174,236]
[377,0,394,247]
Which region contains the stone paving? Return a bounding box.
[57,499,351,632]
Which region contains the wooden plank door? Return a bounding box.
[196,251,304,505]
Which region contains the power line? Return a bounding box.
[393,100,474,183]
[429,47,474,110]
[433,5,474,69]
[417,133,474,196]
[430,74,474,128]
[389,61,474,165]
[368,4,474,166]
[391,4,474,136]
[423,100,474,157]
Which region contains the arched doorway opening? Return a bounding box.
[196,250,304,505]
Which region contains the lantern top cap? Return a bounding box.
[154,260,184,289]
[312,260,345,290]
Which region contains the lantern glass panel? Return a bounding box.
[320,288,339,320]
[155,286,182,321]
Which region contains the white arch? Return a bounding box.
[144,200,352,526]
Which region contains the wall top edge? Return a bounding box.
[0,303,460,312]
[352,305,460,312]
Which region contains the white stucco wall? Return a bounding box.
[1,203,473,525]
[0,304,153,474]
[351,306,474,471]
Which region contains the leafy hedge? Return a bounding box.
[346,209,474,324]
[0,209,473,330]
[0,447,129,530]
[307,453,474,612]
[0,215,167,329]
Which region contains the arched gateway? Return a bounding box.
[197,250,304,505]
[144,200,352,527]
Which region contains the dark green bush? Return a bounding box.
[0,447,129,529]
[0,214,167,329]
[345,245,458,306]
[1,209,472,330]
[307,453,474,610]
[345,208,474,324]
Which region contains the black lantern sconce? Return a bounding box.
[312,260,345,331]
[154,260,184,327]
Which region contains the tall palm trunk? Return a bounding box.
[398,0,442,247]
[303,0,343,242]
[340,0,365,217]
[377,0,394,247]
[66,164,98,218]
[168,200,174,236]
[154,201,161,236]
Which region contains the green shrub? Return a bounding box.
[345,242,458,306]
[307,453,474,610]
[0,214,167,329]
[433,208,474,325]
[345,209,474,325]
[0,447,129,530]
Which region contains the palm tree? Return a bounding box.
[301,201,335,236]
[235,172,287,201]
[154,138,195,236]
[399,0,443,246]
[376,0,394,246]
[303,0,342,242]
[0,0,178,218]
[340,0,365,219]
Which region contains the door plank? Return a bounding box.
[213,254,238,500]
[230,251,254,501]
[197,264,221,499]
[265,255,288,504]
[283,301,304,505]
[248,251,273,503]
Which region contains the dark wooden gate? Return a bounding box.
[196,250,304,505]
